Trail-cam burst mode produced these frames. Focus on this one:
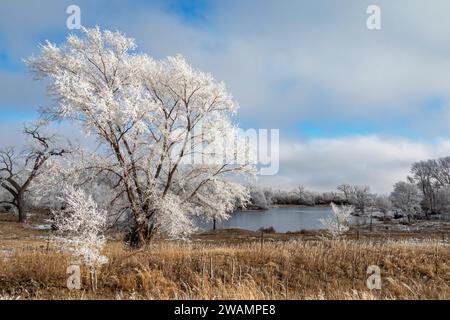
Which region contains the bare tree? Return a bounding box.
[337,184,352,203]
[409,160,435,216]
[0,123,67,222]
[337,184,372,214]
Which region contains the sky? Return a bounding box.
[1,0,450,193]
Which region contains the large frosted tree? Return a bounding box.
[28,27,254,246]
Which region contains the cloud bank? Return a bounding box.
[1,0,450,193]
[258,136,450,193]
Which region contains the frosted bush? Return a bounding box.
[52,184,108,268]
[320,203,353,238]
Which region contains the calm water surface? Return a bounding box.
[213,206,334,232]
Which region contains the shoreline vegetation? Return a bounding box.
[0,211,448,300]
[242,203,450,219]
[246,182,450,224]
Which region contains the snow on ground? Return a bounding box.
[30,224,52,230]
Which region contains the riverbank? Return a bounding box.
[1,211,449,243]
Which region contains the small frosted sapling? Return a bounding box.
[320,202,354,239]
[52,184,108,291]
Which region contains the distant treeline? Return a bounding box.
[248,156,450,220]
[249,185,359,209]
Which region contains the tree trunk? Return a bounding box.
[212,218,216,231]
[17,193,26,222]
[126,220,158,248]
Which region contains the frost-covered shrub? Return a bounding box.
[320,203,353,238]
[52,184,108,268]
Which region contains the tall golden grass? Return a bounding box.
[0,239,448,300]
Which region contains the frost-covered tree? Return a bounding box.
[337,184,373,214]
[409,156,450,215]
[390,181,422,220]
[0,123,67,222]
[319,202,353,238]
[409,160,435,214]
[52,184,107,290]
[249,186,269,210]
[374,195,392,220]
[28,27,254,246]
[31,150,119,222]
[296,185,316,205]
[0,187,11,211]
[350,185,373,214]
[434,187,450,215]
[337,184,353,203]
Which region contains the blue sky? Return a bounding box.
[2,0,450,192]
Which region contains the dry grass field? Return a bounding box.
[0,213,449,300]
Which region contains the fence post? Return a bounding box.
[260,231,264,251]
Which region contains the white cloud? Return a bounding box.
[97,0,450,130]
[258,135,450,193]
[3,0,450,128]
[2,1,450,192]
